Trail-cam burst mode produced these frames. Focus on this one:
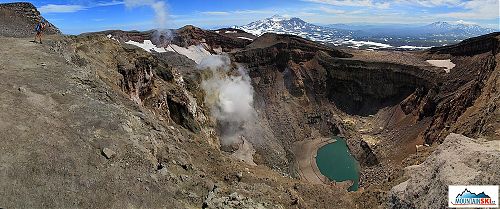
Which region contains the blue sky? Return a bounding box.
[1,0,498,34]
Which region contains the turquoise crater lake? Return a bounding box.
[315,137,361,191]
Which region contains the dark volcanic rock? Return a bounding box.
[173,25,250,52]
[0,2,61,37]
[213,28,257,42]
[359,140,379,166]
[318,57,436,116]
[118,56,156,104]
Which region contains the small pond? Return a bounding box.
[316,137,360,191]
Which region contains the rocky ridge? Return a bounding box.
[0,2,60,37]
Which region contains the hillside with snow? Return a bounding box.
[234,15,354,43]
[235,16,498,50]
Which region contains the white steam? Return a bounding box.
[124,0,172,45]
[124,0,168,28]
[198,55,256,146]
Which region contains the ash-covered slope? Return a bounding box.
[0,2,60,37]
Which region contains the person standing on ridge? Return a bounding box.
[34,19,47,44]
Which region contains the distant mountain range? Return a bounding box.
[235,15,353,43]
[234,15,498,50]
[327,21,496,38]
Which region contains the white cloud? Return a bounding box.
[304,0,391,9]
[39,1,125,14]
[398,0,463,7]
[39,4,86,13]
[96,1,125,6]
[234,10,276,14]
[455,19,475,25]
[439,0,499,19]
[394,0,498,19]
[298,12,318,16]
[199,9,276,16]
[201,11,231,15]
[319,6,346,14]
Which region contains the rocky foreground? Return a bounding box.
[0,2,499,209]
[0,2,60,37]
[0,33,356,209]
[390,133,500,209]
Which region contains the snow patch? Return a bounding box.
[398,45,432,50]
[106,34,119,42]
[237,37,254,41]
[342,40,393,49]
[426,59,456,73]
[125,40,167,53]
[166,44,212,64]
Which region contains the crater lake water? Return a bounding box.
[316,137,360,191]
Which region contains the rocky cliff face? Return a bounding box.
[389,133,500,209]
[0,2,60,37]
[318,57,436,116]
[415,33,500,144]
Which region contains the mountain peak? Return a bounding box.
[455,20,475,25]
[235,15,352,41]
[269,15,289,21]
[429,21,452,27]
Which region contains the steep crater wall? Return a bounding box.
[318,57,436,116]
[230,34,441,175]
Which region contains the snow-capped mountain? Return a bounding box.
[420,21,496,37]
[235,16,498,50]
[234,15,353,43]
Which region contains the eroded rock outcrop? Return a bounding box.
[0,2,60,38]
[418,33,500,144]
[389,133,500,209]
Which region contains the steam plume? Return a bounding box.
[124,0,168,28]
[198,55,256,146]
[124,0,171,45]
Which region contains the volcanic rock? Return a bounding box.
[389,133,500,209]
[0,2,60,37]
